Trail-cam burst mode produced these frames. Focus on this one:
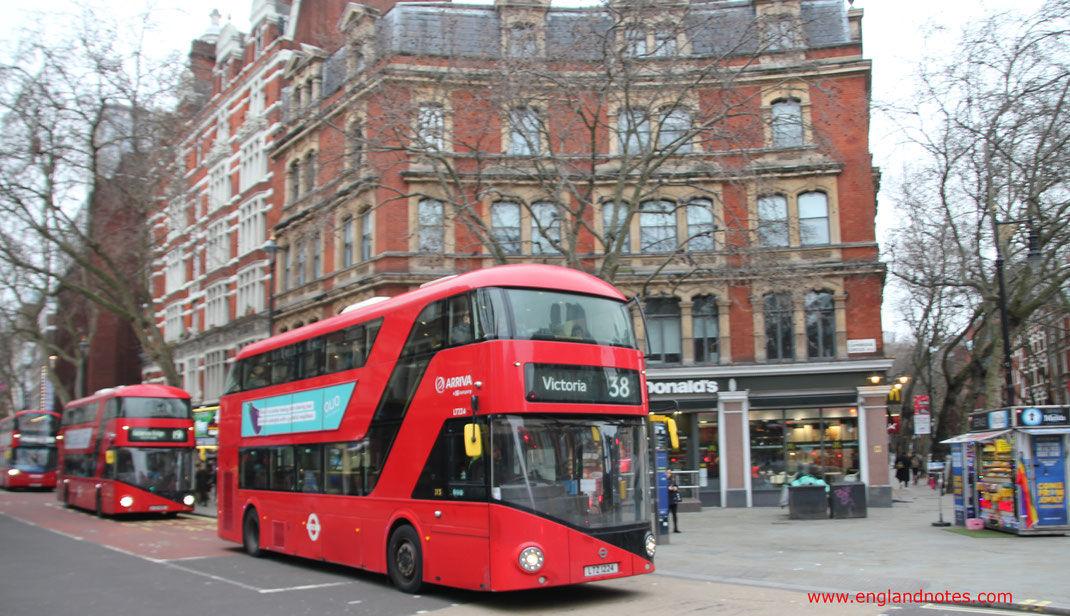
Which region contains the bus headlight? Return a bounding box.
[7,469,20,476]
[645,532,656,558]
[518,546,545,573]
[183,494,195,506]
[119,496,134,508]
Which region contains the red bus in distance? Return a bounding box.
[217,264,654,593]
[0,410,60,489]
[57,384,196,516]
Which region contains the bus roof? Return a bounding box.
[238,264,628,360]
[64,383,191,408]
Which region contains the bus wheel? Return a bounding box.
[243,510,262,558]
[387,525,423,593]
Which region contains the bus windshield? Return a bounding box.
[483,289,637,349]
[13,448,57,472]
[121,397,192,419]
[110,447,194,496]
[488,415,649,529]
[17,413,57,435]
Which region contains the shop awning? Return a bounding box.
[1020,427,1070,436]
[940,429,1012,444]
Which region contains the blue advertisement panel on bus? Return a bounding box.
[241,383,356,437]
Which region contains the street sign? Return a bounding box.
[914,395,931,435]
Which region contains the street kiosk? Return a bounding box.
[942,406,1069,535]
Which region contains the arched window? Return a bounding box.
[798,191,830,245]
[764,293,794,361]
[659,107,691,153]
[417,198,444,252]
[757,194,789,247]
[304,152,317,195]
[692,295,719,363]
[289,160,301,202]
[640,200,676,253]
[492,201,522,254]
[805,291,835,359]
[687,199,716,251]
[646,297,681,364]
[603,201,631,254]
[771,98,803,147]
[531,202,560,254]
[508,107,541,156]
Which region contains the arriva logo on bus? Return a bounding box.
[647,379,719,396]
[436,374,473,393]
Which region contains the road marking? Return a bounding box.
[919,604,1036,615]
[5,513,355,595]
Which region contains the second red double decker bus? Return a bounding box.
[57,384,196,516]
[0,410,60,489]
[218,264,654,593]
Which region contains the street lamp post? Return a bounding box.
[993,219,1042,407]
[263,233,281,336]
[77,338,89,399]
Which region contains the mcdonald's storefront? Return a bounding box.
[646,359,895,508]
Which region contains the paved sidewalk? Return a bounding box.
[653,483,1070,613]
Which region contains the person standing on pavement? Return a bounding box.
[666,469,682,533]
[910,452,923,485]
[195,462,211,506]
[894,454,911,488]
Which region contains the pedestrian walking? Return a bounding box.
[910,452,923,485]
[666,469,682,533]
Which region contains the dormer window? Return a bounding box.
[508,23,537,57]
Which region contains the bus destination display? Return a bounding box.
[524,364,641,405]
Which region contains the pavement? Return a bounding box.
[189,481,1070,614]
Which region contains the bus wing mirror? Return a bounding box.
[464,424,482,458]
[105,449,116,465]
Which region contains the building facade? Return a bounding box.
[151,0,894,506]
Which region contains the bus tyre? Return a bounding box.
[387,525,424,594]
[243,511,262,558]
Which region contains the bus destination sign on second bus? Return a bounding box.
[524,364,642,405]
[127,427,188,443]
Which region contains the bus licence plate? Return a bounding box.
[583,562,618,577]
[149,505,169,511]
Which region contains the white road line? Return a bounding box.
[919,604,1035,616]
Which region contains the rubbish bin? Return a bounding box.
[828,482,867,518]
[788,485,828,519]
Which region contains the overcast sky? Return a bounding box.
[2,0,1048,335]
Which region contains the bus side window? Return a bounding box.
[300,338,326,380]
[271,446,296,491]
[404,301,446,357]
[448,295,473,347]
[296,445,323,493]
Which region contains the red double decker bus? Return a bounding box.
[218,264,654,593]
[57,384,196,516]
[0,410,60,489]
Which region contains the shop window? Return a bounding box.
[749,407,859,491]
[805,291,835,359]
[697,412,720,492]
[645,297,681,364]
[764,292,794,361]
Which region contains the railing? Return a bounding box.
[650,469,702,500]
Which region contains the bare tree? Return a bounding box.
[886,0,1070,435]
[0,8,188,389]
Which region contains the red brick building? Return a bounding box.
[152,0,893,506]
